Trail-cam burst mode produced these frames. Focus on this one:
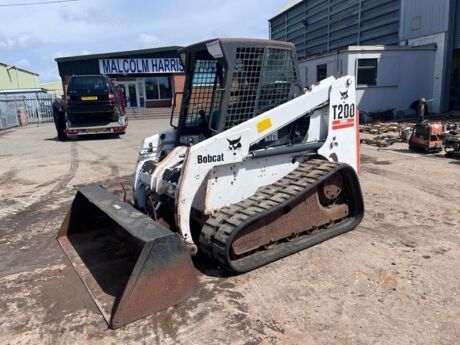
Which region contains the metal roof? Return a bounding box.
[0,88,46,93]
[178,37,295,54]
[0,62,39,76]
[55,46,182,62]
[346,44,437,51]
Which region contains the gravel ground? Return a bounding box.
[0,121,459,345]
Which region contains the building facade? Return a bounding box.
[399,0,459,112]
[270,0,401,59]
[40,81,64,97]
[302,45,436,115]
[0,63,40,90]
[55,47,185,112]
[0,64,52,130]
[270,0,460,113]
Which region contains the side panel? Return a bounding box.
[203,155,299,214]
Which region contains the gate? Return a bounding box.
[0,96,19,129]
[0,93,55,129]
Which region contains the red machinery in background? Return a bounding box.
[408,98,443,153]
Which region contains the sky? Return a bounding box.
[0,0,286,83]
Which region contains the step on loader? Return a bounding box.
[58,38,364,329]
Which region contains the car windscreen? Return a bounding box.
[69,76,108,92]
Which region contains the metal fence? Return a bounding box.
[0,97,19,129]
[0,93,55,129]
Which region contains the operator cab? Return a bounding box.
[172,38,307,148]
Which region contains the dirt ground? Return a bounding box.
[0,120,459,345]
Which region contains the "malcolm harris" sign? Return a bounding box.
[99,58,184,74]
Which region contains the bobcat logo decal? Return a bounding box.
[340,90,349,100]
[227,137,242,151]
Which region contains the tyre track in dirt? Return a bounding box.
[76,142,120,185]
[0,142,80,278]
[0,142,79,231]
[361,164,459,203]
[72,142,134,202]
[39,141,79,204]
[0,168,18,185]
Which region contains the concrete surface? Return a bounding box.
[0,121,459,345]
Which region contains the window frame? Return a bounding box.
[316,63,327,82]
[144,76,173,100]
[357,58,378,86]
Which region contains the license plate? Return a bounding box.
[81,96,98,101]
[90,128,105,133]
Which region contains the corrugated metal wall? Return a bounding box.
[270,0,400,59]
[454,0,460,48]
[399,0,450,41]
[0,96,19,129]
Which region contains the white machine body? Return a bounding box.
[134,76,360,247]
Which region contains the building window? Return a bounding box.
[357,59,378,86]
[145,76,172,100]
[316,64,327,82]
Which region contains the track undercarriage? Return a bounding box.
[198,159,364,272]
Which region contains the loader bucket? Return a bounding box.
[57,185,198,329]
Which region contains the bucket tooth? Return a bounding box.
[57,185,198,329]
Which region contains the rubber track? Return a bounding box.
[199,159,363,272]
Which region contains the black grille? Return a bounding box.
[185,60,224,128]
[224,47,296,130]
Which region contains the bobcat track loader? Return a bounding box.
[57,38,364,329]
